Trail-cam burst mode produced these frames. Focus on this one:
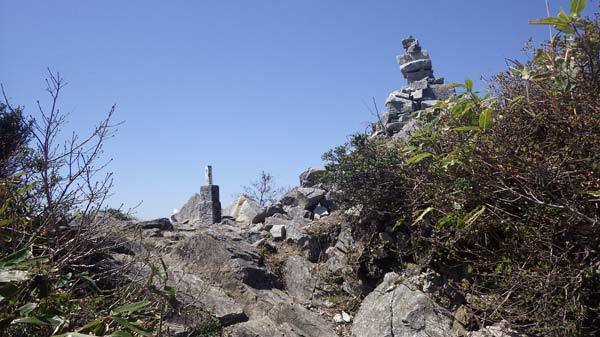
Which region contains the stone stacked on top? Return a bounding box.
[372,36,455,139]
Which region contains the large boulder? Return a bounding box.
[223,195,265,224]
[284,206,312,221]
[280,187,326,211]
[128,218,173,231]
[299,167,327,187]
[223,287,337,337]
[351,272,452,337]
[169,269,247,326]
[173,225,278,290]
[283,255,317,303]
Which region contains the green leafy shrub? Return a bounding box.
[323,2,599,335]
[322,134,407,219]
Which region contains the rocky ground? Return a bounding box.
[98,167,522,337]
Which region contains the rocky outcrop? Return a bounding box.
[351,272,453,337]
[299,167,327,187]
[173,225,277,290]
[281,186,327,211]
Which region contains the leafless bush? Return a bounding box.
[243,170,285,206]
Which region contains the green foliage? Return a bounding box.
[322,133,407,218]
[530,0,588,33]
[104,208,134,221]
[323,3,599,335]
[0,103,31,178]
[406,10,600,336]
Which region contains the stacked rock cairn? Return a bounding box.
[371,36,454,139]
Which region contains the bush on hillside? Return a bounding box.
[323,4,599,336]
[0,72,189,336]
[322,134,407,219]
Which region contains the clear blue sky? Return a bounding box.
[2,0,595,219]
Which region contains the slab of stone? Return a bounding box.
[283,255,316,303]
[280,187,326,211]
[223,194,265,224]
[285,206,312,220]
[174,226,278,289]
[270,224,286,240]
[129,218,173,230]
[299,167,327,187]
[351,272,452,337]
[421,99,439,108]
[428,83,455,100]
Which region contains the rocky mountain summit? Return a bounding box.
[104,37,524,337]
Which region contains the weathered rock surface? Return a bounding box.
[283,255,317,303]
[299,167,327,187]
[351,272,452,337]
[281,187,326,211]
[128,218,173,230]
[223,194,265,224]
[173,225,278,289]
[269,224,286,240]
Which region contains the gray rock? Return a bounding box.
[170,271,247,326]
[223,290,337,337]
[174,226,278,289]
[428,83,455,100]
[385,121,405,134]
[351,272,452,337]
[280,187,326,211]
[249,223,265,233]
[385,94,414,115]
[223,195,265,224]
[299,167,327,187]
[313,204,329,219]
[324,227,355,273]
[421,99,439,108]
[270,224,286,240]
[333,313,344,324]
[285,206,312,220]
[412,88,424,100]
[130,218,173,231]
[391,117,418,141]
[401,58,433,74]
[408,78,430,91]
[283,255,317,303]
[322,190,340,212]
[265,217,307,242]
[380,111,400,125]
[264,203,284,217]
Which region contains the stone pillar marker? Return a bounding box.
[205,165,213,185]
[171,164,221,225]
[199,165,221,224]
